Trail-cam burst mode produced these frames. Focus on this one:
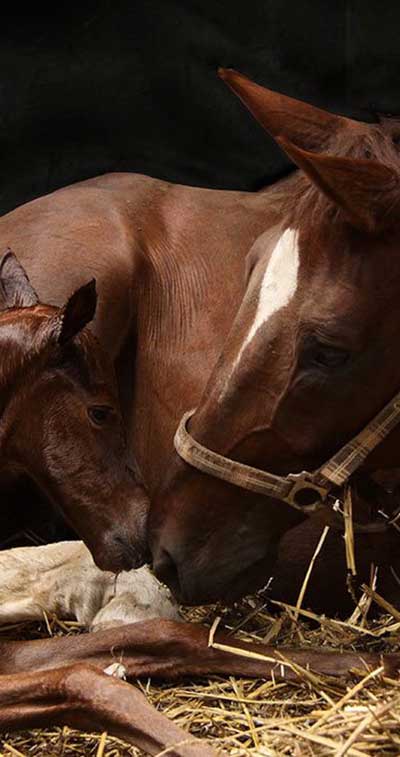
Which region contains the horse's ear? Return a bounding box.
[276,136,398,233]
[0,249,39,310]
[218,68,356,150]
[57,279,97,345]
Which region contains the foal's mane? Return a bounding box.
[263,116,400,231]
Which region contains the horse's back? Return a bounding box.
[0,171,266,362]
[0,169,255,293]
[0,172,167,356]
[0,171,164,287]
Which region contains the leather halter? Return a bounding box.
[174,388,400,527]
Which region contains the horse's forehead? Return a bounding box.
[246,227,300,334]
[0,310,113,386]
[243,223,395,346]
[223,227,300,381]
[60,332,116,393]
[0,309,52,356]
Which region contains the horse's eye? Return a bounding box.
[88,405,114,426]
[310,342,350,369]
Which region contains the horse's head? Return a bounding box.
[0,250,149,572]
[150,70,400,604]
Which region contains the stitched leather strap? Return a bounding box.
[174,389,400,513]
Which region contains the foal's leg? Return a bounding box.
[0,620,397,755]
[1,619,399,681]
[0,663,217,757]
[0,541,177,627]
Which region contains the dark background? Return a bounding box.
[1,2,399,215]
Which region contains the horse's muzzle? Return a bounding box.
[152,541,275,606]
[92,529,150,573]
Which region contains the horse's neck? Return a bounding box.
[130,181,284,491]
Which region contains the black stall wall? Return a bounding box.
[0,1,398,215]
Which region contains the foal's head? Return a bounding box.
[151,70,400,603]
[0,251,148,571]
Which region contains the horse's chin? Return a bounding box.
[169,552,277,607]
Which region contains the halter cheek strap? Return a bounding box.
[174,388,400,515]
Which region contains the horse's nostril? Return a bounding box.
[153,550,181,598]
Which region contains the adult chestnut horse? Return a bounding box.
[2,69,400,750]
[2,70,400,615]
[150,70,400,610]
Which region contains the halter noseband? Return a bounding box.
[174,389,400,523]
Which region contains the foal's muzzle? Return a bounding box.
[93,529,150,573]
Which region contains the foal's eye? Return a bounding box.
[88,405,114,426]
[309,342,350,370]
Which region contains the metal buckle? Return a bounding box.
[285,472,329,511]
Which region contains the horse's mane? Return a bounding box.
[262,116,400,231]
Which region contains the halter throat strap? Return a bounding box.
[174,388,400,515]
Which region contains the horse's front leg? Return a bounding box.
[0,662,217,756]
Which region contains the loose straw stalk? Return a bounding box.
[343,485,356,577]
[294,525,330,621]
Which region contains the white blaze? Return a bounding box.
[243,227,300,351]
[219,227,299,401]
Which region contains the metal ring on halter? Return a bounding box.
[284,473,330,508]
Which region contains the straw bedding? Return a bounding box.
[1,585,400,757]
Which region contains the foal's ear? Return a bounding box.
[57,279,97,345]
[0,249,39,309]
[276,136,398,233]
[218,68,356,150]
